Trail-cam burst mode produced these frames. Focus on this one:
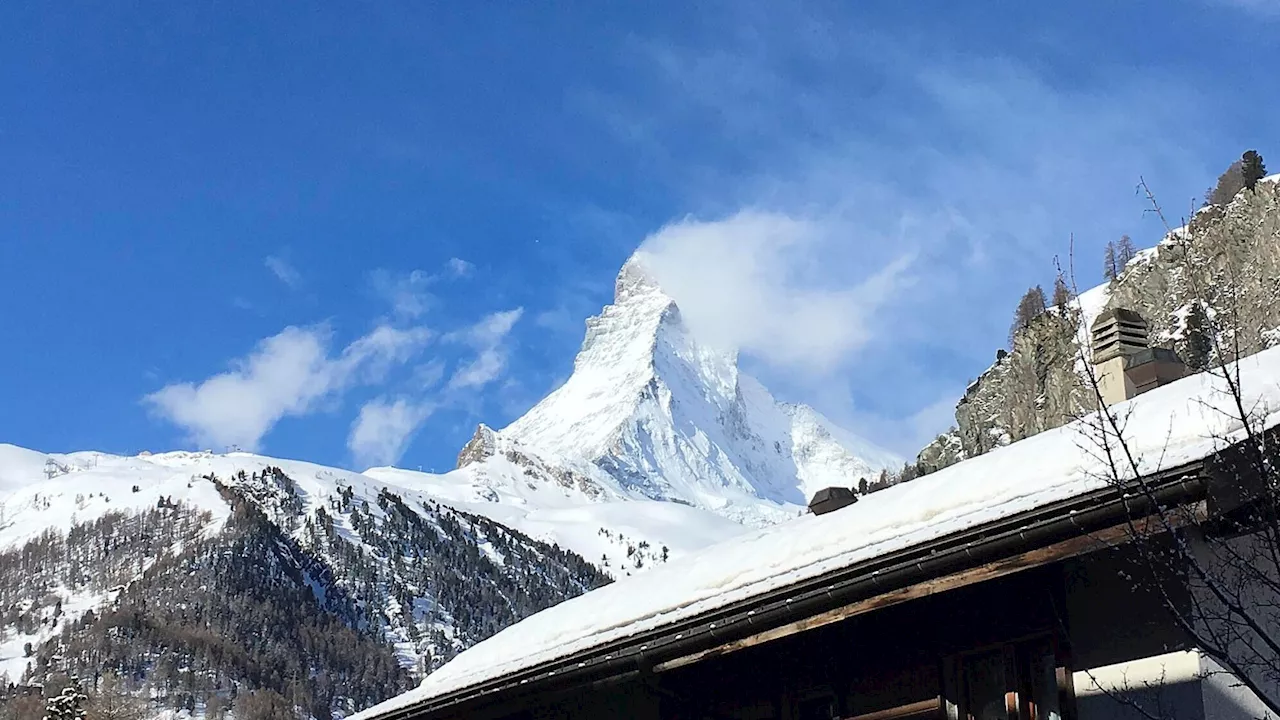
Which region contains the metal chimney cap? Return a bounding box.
[808,486,858,515]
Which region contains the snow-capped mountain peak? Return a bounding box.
[483,254,900,526]
[504,256,706,458]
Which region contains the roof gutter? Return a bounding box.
[381,458,1213,720]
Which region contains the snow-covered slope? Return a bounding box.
[2,254,899,688]
[358,342,1280,720]
[0,445,608,685]
[429,257,900,530]
[364,461,745,573]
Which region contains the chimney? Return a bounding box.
[808,487,858,516]
[1090,308,1188,406]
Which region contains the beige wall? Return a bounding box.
[1095,356,1135,406]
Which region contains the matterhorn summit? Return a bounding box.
[379,254,901,545]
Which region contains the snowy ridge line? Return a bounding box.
[352,344,1280,720]
[471,254,901,527]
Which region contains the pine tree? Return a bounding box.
[1010,285,1048,344]
[43,685,86,720]
[1051,276,1072,309]
[1242,150,1266,191]
[1103,241,1118,281]
[1116,235,1136,268]
[1184,302,1213,371]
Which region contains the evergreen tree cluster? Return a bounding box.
[0,503,213,639]
[1102,235,1136,281]
[19,499,408,720]
[305,485,610,670]
[41,685,84,720]
[1206,150,1268,206]
[1009,285,1048,345]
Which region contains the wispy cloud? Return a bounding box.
[577,6,1219,452]
[446,257,475,278]
[412,359,447,389]
[446,308,524,391]
[534,306,584,338]
[371,259,476,319]
[144,324,430,451]
[348,397,434,468]
[371,269,434,320]
[264,255,302,289]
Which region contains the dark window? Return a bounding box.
[963,647,1013,720]
[946,636,1071,720]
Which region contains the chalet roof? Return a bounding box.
[803,484,855,502]
[808,486,856,506]
[354,346,1280,720]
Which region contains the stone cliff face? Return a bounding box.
[916,178,1280,474]
[1110,181,1280,357]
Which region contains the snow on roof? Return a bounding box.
[355,345,1280,720]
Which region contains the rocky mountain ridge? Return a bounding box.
[915,174,1280,474]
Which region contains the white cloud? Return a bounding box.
[446,308,524,390]
[339,325,434,383]
[448,350,506,390]
[636,211,914,373]
[446,257,475,277]
[348,397,434,468]
[264,255,302,289]
[453,308,524,345]
[145,324,430,451]
[831,390,961,458]
[534,306,583,337]
[578,11,1223,449]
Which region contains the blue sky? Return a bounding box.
[1,1,1274,470]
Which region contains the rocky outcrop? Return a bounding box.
[1110,181,1280,361]
[457,423,608,500]
[915,178,1280,474]
[457,424,499,468]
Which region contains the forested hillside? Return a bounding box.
[0,467,608,720]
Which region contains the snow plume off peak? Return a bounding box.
[632,211,913,375]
